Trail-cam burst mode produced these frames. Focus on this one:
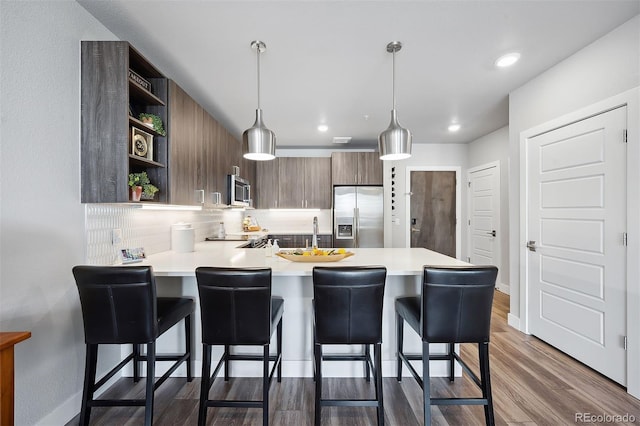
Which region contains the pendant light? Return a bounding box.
[243,40,276,161]
[378,41,412,161]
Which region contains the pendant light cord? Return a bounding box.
[256,47,261,110]
[392,48,396,110]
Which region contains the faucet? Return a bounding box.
[312,216,319,249]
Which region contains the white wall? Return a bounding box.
[508,14,640,321]
[385,143,468,255]
[468,126,510,291]
[0,2,118,424]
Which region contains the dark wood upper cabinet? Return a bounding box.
[278,158,306,208]
[331,152,382,185]
[167,81,203,205]
[304,157,331,208]
[167,81,254,206]
[81,41,168,203]
[357,152,383,185]
[256,158,279,209]
[255,157,331,209]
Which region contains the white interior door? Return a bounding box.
[526,106,627,385]
[468,163,501,287]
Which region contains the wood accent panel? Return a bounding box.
[0,332,31,426]
[65,291,640,425]
[410,171,456,257]
[81,41,129,203]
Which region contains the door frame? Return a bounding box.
[405,166,462,259]
[519,87,639,398]
[467,161,504,293]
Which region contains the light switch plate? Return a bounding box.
[112,228,123,245]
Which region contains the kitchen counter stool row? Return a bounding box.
[72,264,498,426]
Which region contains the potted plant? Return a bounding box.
[128,171,159,202]
[138,113,166,136]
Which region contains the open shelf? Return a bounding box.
[129,79,165,106]
[129,154,165,168]
[129,116,164,137]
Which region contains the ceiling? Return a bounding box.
[78,0,639,150]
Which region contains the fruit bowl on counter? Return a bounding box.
[275,248,354,263]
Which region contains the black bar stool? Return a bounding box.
[312,266,387,426]
[195,267,283,426]
[395,265,498,426]
[72,265,194,426]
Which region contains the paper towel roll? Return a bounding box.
[172,223,195,252]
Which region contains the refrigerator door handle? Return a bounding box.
[354,208,359,248]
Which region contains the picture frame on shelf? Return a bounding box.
[131,127,154,161]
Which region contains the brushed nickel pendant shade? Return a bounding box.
[243,40,276,161]
[378,41,412,161]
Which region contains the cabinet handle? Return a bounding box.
[195,189,204,204]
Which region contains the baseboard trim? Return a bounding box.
[507,313,521,331]
[495,282,510,294]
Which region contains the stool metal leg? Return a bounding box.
[224,344,230,381]
[185,314,193,381]
[263,344,270,426]
[198,344,211,426]
[396,312,404,381]
[422,341,431,426]
[365,344,371,382]
[144,341,156,426]
[479,342,495,426]
[375,343,384,426]
[448,342,455,382]
[314,343,322,426]
[277,318,283,382]
[79,344,98,426]
[133,344,141,382]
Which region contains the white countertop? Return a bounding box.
[141,242,469,277]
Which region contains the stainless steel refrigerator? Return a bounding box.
[333,186,384,248]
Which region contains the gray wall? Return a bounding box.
[508,14,640,319]
[0,2,117,424]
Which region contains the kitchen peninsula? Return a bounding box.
[141,242,469,379]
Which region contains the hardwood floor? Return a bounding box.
[68,291,640,425]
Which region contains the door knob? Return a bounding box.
[526,240,537,252]
[487,230,496,237]
[411,227,421,233]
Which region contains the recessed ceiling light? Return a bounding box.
[448,123,461,132]
[495,52,521,68]
[317,124,329,132]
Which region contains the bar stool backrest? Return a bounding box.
[313,266,387,344]
[72,265,157,344]
[195,267,272,345]
[422,266,498,343]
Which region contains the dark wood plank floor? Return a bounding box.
[68,291,640,425]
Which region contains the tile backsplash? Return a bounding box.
[85,205,333,265]
[85,205,243,265]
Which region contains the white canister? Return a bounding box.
[171,223,195,253]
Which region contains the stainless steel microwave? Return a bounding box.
[227,174,251,206]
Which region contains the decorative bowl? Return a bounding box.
[275,251,354,263]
